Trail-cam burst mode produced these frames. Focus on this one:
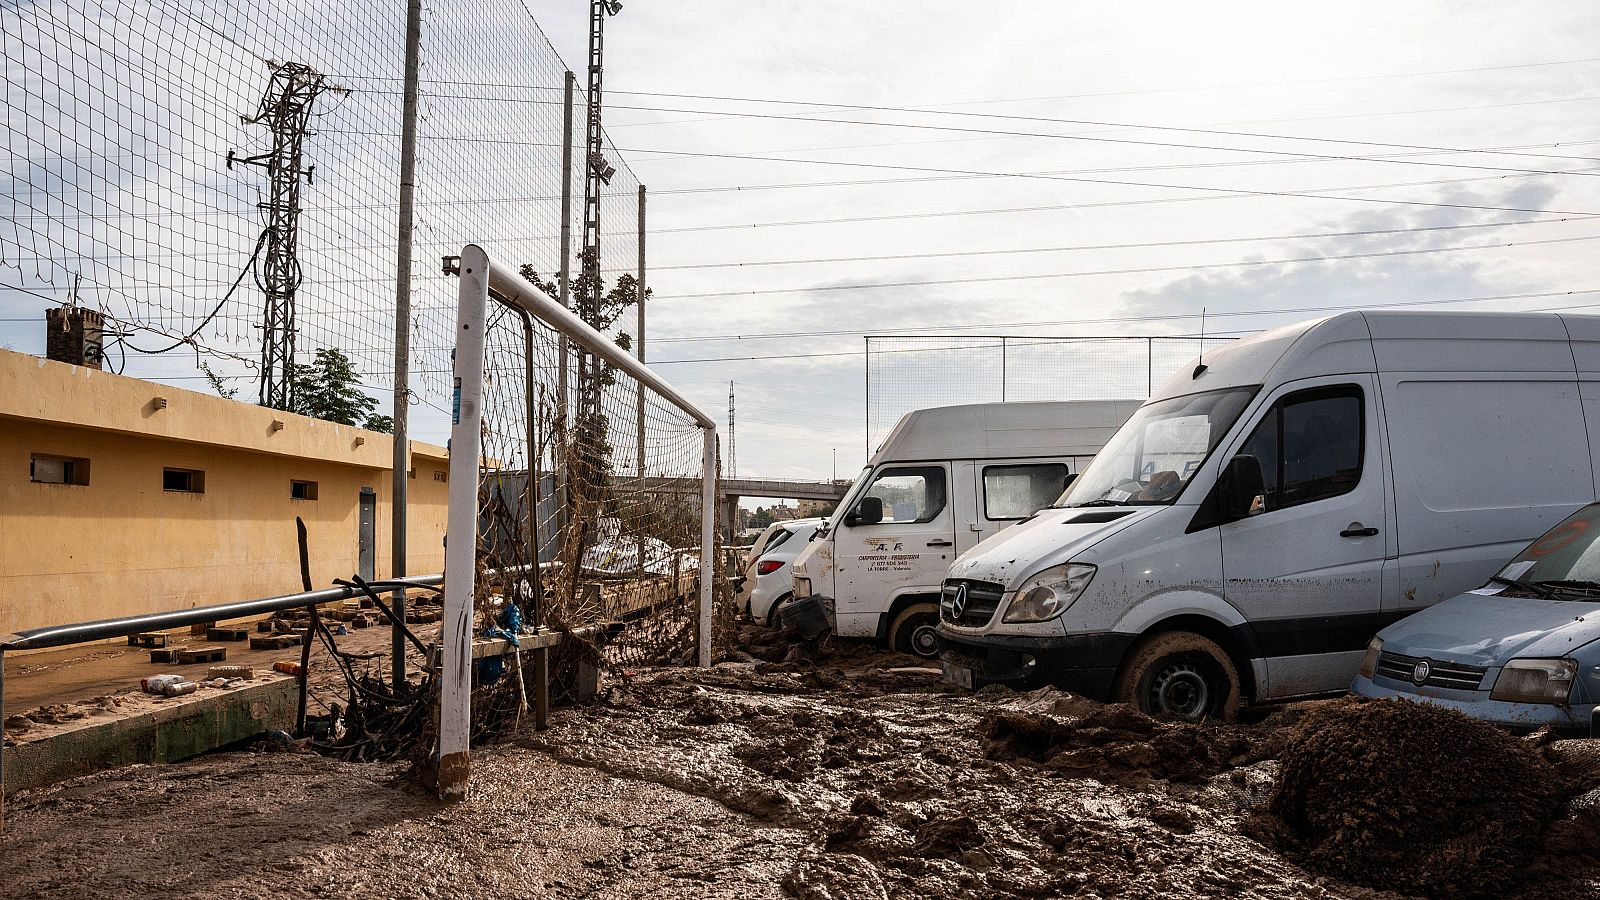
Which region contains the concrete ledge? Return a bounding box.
[3,678,297,794]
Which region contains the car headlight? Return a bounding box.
[1358,637,1382,679]
[1002,563,1095,623]
[793,576,811,599]
[1489,658,1578,704]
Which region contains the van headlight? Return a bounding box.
[1489,658,1578,704]
[1002,563,1095,623]
[1358,637,1382,678]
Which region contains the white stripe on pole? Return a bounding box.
[438,243,490,800]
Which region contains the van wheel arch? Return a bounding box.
[879,593,943,658]
[1119,615,1257,707]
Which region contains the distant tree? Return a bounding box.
[286,347,392,433]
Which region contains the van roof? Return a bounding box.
[1151,310,1600,399]
[873,399,1143,463]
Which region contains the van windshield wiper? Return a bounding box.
[1488,575,1557,600]
[1074,498,1131,507]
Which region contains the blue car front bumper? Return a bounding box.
[1351,673,1594,736]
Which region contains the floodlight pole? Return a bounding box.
[390,0,423,688]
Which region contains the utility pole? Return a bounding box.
[389,0,423,688]
[727,381,736,479]
[229,61,327,410]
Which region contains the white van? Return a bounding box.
[790,399,1141,657]
[936,311,1600,719]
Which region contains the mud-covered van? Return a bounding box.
[789,400,1141,657]
[936,311,1600,719]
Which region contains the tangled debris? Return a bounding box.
[1257,698,1569,898]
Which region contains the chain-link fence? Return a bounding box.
[2,0,638,420]
[865,335,1237,448]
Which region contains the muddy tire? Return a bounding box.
[1112,631,1241,722]
[765,594,793,629]
[888,603,941,658]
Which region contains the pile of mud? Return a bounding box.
[979,689,1251,784]
[1260,698,1565,898]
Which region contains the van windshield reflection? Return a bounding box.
[1055,387,1257,508]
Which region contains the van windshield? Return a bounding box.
[1056,387,1257,507]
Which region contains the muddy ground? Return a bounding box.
[2,626,1598,899]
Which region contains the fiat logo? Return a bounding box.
[951,585,968,618]
[1411,660,1431,685]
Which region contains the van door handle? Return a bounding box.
[927,539,954,547]
[1340,524,1379,538]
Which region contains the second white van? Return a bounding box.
[936,311,1600,718]
[790,399,1141,657]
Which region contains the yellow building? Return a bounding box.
[0,348,449,639]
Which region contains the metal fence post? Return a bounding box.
[699,429,717,667]
[438,244,490,801]
[1000,336,1007,402]
[557,71,576,548]
[389,0,423,689]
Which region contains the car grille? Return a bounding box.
[941,579,1005,627]
[1375,650,1487,691]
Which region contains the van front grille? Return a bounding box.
[941,579,1005,627]
[1375,651,1487,691]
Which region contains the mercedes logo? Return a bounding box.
[951,585,968,619]
[1411,659,1431,686]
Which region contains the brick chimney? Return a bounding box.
[45,307,106,370]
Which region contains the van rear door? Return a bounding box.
[1220,376,1388,700]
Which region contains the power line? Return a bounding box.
[651,233,1600,302]
[648,140,1600,196]
[649,216,1599,271]
[646,289,1600,365]
[342,80,1600,169]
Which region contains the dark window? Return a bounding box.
[291,480,319,500]
[163,468,205,493]
[983,463,1070,520]
[1236,386,1363,513]
[860,465,946,524]
[31,454,90,485]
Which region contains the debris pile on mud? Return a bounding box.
[980,689,1251,783]
[1259,698,1568,898]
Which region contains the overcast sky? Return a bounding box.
[8,0,1600,499]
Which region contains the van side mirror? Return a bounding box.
[1061,472,1078,492]
[1221,455,1266,521]
[846,496,883,527]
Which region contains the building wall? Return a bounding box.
[0,349,450,638]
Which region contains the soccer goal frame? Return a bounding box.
[439,243,718,800]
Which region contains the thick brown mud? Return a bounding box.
[2,626,1597,899]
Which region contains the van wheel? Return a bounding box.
[888,604,941,658]
[1112,631,1241,722]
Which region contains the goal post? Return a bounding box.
[439,243,720,800]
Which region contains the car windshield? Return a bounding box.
[1493,503,1600,597]
[1056,387,1257,507]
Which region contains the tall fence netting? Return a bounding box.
[1,0,639,422]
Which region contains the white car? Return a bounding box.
[747,519,825,626]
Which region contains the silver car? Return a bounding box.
[1351,501,1600,735]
